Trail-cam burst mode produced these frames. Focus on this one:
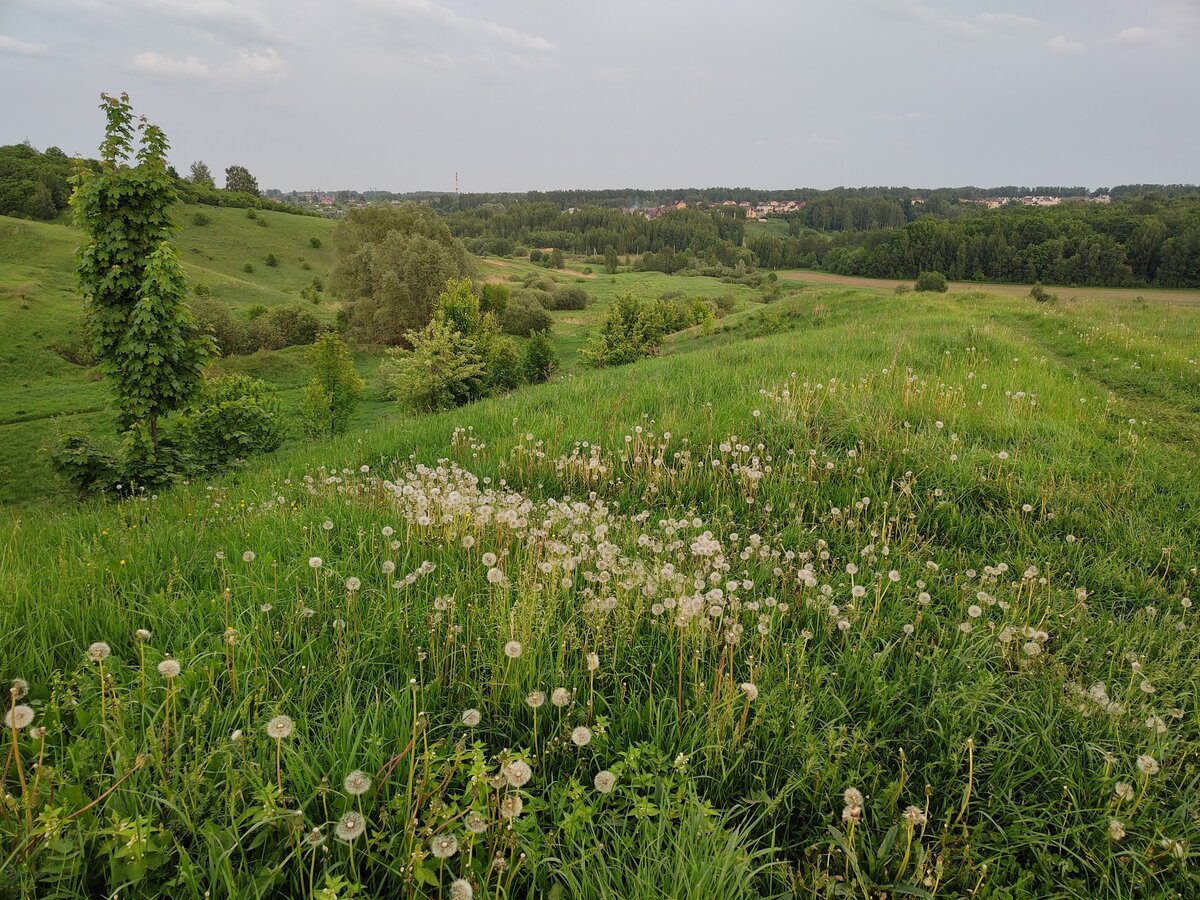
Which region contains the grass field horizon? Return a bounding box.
[2,270,1199,895]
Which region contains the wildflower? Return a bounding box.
[309,557,322,569]
[504,640,523,659]
[344,770,371,796]
[586,652,600,672]
[739,682,759,702]
[28,726,47,740]
[87,642,111,662]
[322,520,334,531]
[461,708,481,727]
[450,879,474,900]
[1160,838,1186,859]
[594,770,617,794]
[429,833,459,859]
[902,623,915,636]
[1108,819,1126,841]
[242,551,256,563]
[231,729,244,744]
[482,552,498,566]
[157,659,182,679]
[260,604,272,612]
[571,726,593,747]
[1114,781,1134,801]
[10,678,28,700]
[382,560,395,575]
[266,715,295,740]
[4,705,34,730]
[903,805,927,827]
[967,605,982,619]
[1139,680,1155,694]
[345,577,361,592]
[551,687,572,707]
[465,812,488,833]
[499,794,524,819]
[504,763,532,787]
[1136,754,1159,776]
[335,811,366,842]
[1145,715,1167,734]
[304,827,325,848]
[844,787,864,808]
[486,567,506,584]
[135,629,151,642]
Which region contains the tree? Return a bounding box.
[604,244,619,275]
[522,329,557,383]
[380,318,486,412]
[914,271,948,293]
[225,164,259,195]
[71,92,213,450]
[189,160,214,187]
[549,248,565,269]
[299,332,363,437]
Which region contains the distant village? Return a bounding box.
[629,199,807,220]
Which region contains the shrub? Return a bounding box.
[529,249,544,263]
[548,248,565,269]
[486,336,524,392]
[246,304,268,321]
[479,282,510,316]
[380,319,486,412]
[298,332,363,437]
[915,271,948,293]
[48,434,121,495]
[243,262,255,273]
[264,253,279,267]
[309,236,322,248]
[248,304,321,351]
[522,329,557,383]
[255,217,268,228]
[500,295,552,337]
[191,297,249,356]
[551,285,589,310]
[894,283,913,295]
[715,293,737,315]
[246,208,257,219]
[190,212,210,227]
[178,374,286,472]
[1029,281,1057,303]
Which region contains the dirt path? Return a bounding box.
[779,270,1200,307]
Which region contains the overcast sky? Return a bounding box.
[2,1,1198,193]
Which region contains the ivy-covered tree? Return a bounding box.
[71,92,212,450]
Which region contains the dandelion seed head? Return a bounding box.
[335,811,365,841]
[504,760,533,787]
[1137,754,1159,776]
[571,726,593,747]
[551,687,572,707]
[135,629,151,642]
[266,715,295,740]
[429,833,458,859]
[499,794,524,819]
[4,705,34,730]
[739,682,758,701]
[87,642,111,662]
[157,658,181,678]
[594,770,617,793]
[308,557,322,569]
[343,770,371,796]
[461,708,481,727]
[504,640,523,659]
[450,879,473,900]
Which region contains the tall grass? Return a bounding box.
[1,291,1197,898]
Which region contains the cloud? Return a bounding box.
[978,12,1039,29]
[876,3,1041,41]
[130,45,285,80]
[357,0,555,54]
[1047,35,1085,54]
[0,34,49,55]
[132,50,211,76]
[138,0,273,42]
[1115,26,1163,44]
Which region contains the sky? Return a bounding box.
[1,1,1198,193]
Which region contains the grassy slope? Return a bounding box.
[1,288,1198,896]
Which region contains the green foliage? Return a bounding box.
[264,253,278,268]
[605,244,619,274]
[381,318,486,412]
[479,282,510,315]
[188,161,214,188]
[243,262,255,273]
[224,165,259,196]
[915,270,949,292]
[0,142,74,220]
[548,284,589,310]
[177,374,286,472]
[522,329,558,383]
[71,93,214,449]
[190,211,210,227]
[1029,281,1057,303]
[309,236,322,248]
[46,433,121,495]
[548,247,565,269]
[330,205,474,345]
[499,294,552,336]
[582,293,711,367]
[298,332,362,437]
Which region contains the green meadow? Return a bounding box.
[2,261,1199,896]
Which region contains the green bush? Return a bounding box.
[48,434,121,495]
[178,374,286,472]
[248,304,321,351]
[550,285,589,310]
[915,271,948,292]
[264,253,278,267]
[191,297,249,356]
[381,319,486,412]
[309,236,322,248]
[1029,281,1057,303]
[500,295,553,337]
[243,262,255,273]
[298,332,363,437]
[190,212,210,227]
[479,282,510,315]
[522,329,558,383]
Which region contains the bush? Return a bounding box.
[298,333,363,437]
[243,262,255,273]
[548,248,565,269]
[191,297,249,356]
[248,304,321,351]
[246,208,257,219]
[264,253,279,267]
[522,329,558,383]
[48,434,121,495]
[309,236,322,248]
[178,374,286,472]
[715,293,737,315]
[529,249,544,263]
[894,283,913,295]
[190,212,210,227]
[246,304,268,321]
[915,271,948,293]
[550,285,589,310]
[500,295,552,337]
[380,319,486,412]
[486,336,524,392]
[479,282,510,316]
[1029,281,1057,303]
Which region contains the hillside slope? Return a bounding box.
[1,290,1198,897]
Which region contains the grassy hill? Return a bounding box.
[0,284,1198,896]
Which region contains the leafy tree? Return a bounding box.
[71,92,213,450]
[499,294,552,336]
[330,205,474,345]
[549,248,565,269]
[381,318,487,412]
[605,244,619,275]
[522,329,558,383]
[479,282,510,315]
[179,374,286,471]
[915,271,949,293]
[225,164,259,195]
[298,332,363,437]
[189,160,214,187]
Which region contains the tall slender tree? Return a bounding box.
[189,160,215,187]
[71,92,212,450]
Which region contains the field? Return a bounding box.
[2,273,1199,896]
